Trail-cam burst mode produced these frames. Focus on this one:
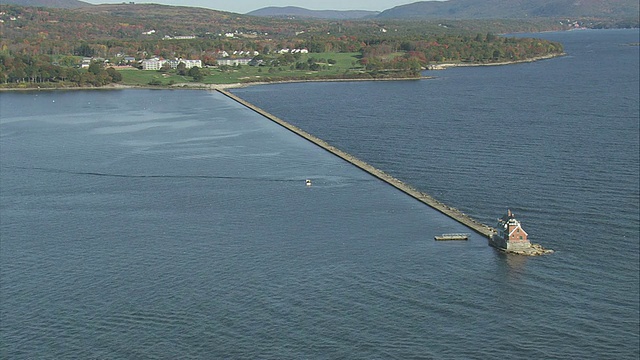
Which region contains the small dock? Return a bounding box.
[434,233,470,241]
[217,89,496,238]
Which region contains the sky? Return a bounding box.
[83,1,443,14]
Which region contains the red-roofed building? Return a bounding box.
[490,209,531,251]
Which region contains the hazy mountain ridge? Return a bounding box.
[2,0,636,20]
[0,0,91,8]
[247,6,378,19]
[377,0,639,19]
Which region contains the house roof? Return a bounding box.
[508,222,528,237]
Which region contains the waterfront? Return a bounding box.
[1,29,639,359]
[232,29,639,358]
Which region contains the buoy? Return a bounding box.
[305,179,312,186]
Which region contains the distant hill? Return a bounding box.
[247,6,379,20]
[376,0,640,19]
[0,0,91,8]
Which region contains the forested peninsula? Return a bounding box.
[0,4,577,89]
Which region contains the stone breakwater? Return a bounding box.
[217,89,496,238]
[217,89,554,256]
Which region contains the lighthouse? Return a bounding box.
[489,209,531,252]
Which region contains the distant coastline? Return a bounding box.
[0,76,429,92]
[167,76,430,90]
[426,53,566,70]
[0,53,565,92]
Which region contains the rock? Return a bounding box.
[507,243,554,256]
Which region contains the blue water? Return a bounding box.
[1,29,639,359]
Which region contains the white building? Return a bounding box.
[141,59,165,70]
[167,59,202,69]
[278,48,308,54]
[164,35,197,40]
[81,57,93,68]
[142,58,202,70]
[216,58,252,66]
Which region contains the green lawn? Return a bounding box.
[118,52,366,86]
[118,69,190,85]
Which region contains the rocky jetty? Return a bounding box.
[501,243,554,256]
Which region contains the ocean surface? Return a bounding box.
[1,29,638,359]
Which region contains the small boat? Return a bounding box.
[434,233,469,241]
[305,179,312,186]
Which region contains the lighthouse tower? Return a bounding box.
[490,209,531,251]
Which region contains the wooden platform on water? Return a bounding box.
[216,89,497,239]
[434,233,470,241]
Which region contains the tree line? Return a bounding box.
[0,53,122,86]
[0,5,565,87]
[359,33,564,71]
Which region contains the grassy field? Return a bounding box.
[119,52,367,86]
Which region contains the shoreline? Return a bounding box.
[0,77,426,92]
[426,53,565,70]
[0,53,565,92]
[168,76,429,90]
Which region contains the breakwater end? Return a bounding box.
[509,244,554,256]
[490,241,554,256]
[217,89,497,239]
